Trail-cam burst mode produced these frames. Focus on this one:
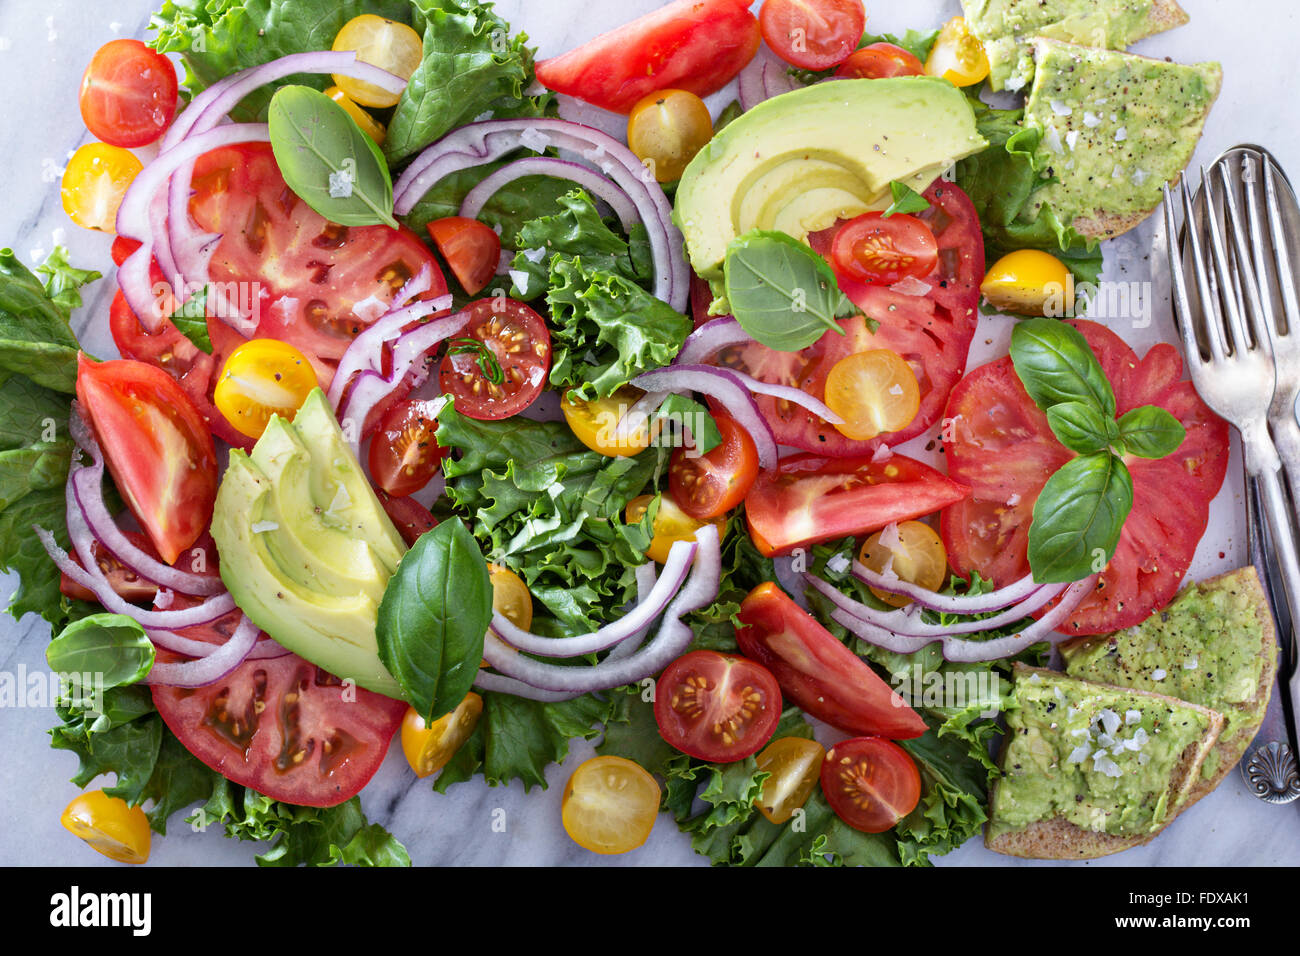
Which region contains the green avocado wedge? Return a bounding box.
[210,388,408,701]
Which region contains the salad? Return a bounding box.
[1,0,1246,867]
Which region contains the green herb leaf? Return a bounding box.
[723,230,852,352]
[1116,405,1187,459]
[1045,401,1120,455]
[449,337,505,385]
[883,181,931,218]
[376,516,492,722]
[651,394,721,454]
[1027,452,1133,583]
[45,613,156,690]
[267,85,397,228]
[1009,318,1115,417]
[171,288,213,354]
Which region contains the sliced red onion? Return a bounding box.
[460,157,639,232]
[737,45,802,111]
[851,561,1044,614]
[605,562,660,663]
[145,615,260,687]
[471,670,583,702]
[392,118,687,312]
[490,539,696,658]
[479,523,720,693]
[327,292,453,408]
[629,364,778,469]
[674,317,754,365]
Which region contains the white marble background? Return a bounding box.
[0,0,1297,867]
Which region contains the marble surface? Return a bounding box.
[1,0,1299,867]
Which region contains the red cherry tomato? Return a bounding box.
[821,736,922,833]
[367,398,448,498]
[654,650,782,762]
[760,0,866,71]
[79,39,179,148]
[835,42,925,78]
[831,212,939,286]
[376,490,438,547]
[426,217,501,296]
[438,298,551,420]
[667,413,759,520]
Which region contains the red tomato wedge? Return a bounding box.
[940,320,1230,635]
[534,0,761,113]
[376,490,438,547]
[735,583,926,739]
[368,398,447,498]
[744,452,970,557]
[821,736,922,833]
[710,181,984,456]
[760,0,866,71]
[426,217,500,296]
[75,355,218,566]
[654,650,782,762]
[152,647,407,808]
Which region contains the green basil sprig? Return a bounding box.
[376,517,492,722]
[449,338,505,386]
[723,231,855,352]
[882,181,931,218]
[1012,319,1186,584]
[268,85,398,229]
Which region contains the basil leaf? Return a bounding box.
[651,394,721,454]
[46,613,156,691]
[723,231,852,352]
[1116,405,1187,460]
[1027,453,1133,584]
[883,181,931,218]
[171,287,212,354]
[1009,318,1115,417]
[1044,401,1119,455]
[267,85,398,229]
[376,517,492,722]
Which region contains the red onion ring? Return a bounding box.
[145,615,261,687]
[737,45,802,111]
[851,562,1045,614]
[327,291,453,408]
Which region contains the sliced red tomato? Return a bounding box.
[653,650,782,762]
[438,298,550,420]
[75,355,218,566]
[151,648,407,808]
[376,491,438,547]
[59,531,160,605]
[110,236,141,267]
[821,736,922,833]
[667,413,759,520]
[426,217,500,296]
[831,212,938,286]
[835,42,926,78]
[79,39,178,148]
[735,583,926,739]
[760,0,866,71]
[368,398,447,497]
[534,0,761,114]
[709,181,984,455]
[744,452,969,557]
[940,320,1230,635]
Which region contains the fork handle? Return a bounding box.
[1272,410,1300,518]
[1257,465,1300,687]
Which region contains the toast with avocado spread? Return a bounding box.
[986,664,1224,859]
[1061,567,1278,809]
[962,0,1189,92]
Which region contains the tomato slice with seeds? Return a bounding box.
[760,0,865,71]
[821,737,922,833]
[368,398,448,497]
[667,412,759,519]
[438,298,551,420]
[59,531,160,605]
[654,650,782,763]
[831,212,939,286]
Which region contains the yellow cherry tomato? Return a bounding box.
[488,562,532,630]
[561,755,660,855]
[925,17,990,88]
[60,142,143,233]
[324,85,387,145]
[625,492,725,564]
[627,89,714,183]
[823,349,921,441]
[859,520,949,608]
[755,736,826,825]
[980,249,1073,316]
[561,387,655,457]
[401,693,483,778]
[332,15,423,108]
[60,790,151,864]
[214,339,319,440]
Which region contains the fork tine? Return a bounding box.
[1182,172,1229,362]
[1242,151,1283,346]
[1264,158,1300,333]
[1203,164,1258,357]
[1215,158,1272,355]
[1165,183,1207,363]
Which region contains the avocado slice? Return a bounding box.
[211,388,408,701]
[674,77,987,279]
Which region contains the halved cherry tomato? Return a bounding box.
[79,39,178,148]
[835,42,925,78]
[562,388,653,457]
[760,0,866,71]
[213,338,319,440]
[367,398,447,497]
[535,0,761,114]
[925,16,989,88]
[488,563,533,629]
[426,217,501,296]
[376,490,437,547]
[61,142,142,233]
[59,531,160,605]
[325,86,387,145]
[627,89,714,183]
[755,736,826,824]
[823,349,921,441]
[331,15,424,108]
[654,650,782,762]
[76,355,218,566]
[400,693,483,778]
[60,790,151,864]
[980,249,1072,316]
[667,412,759,520]
[562,756,661,855]
[744,452,970,557]
[821,737,921,833]
[626,493,726,564]
[831,212,939,286]
[859,521,949,608]
[735,582,927,739]
[438,298,550,420]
